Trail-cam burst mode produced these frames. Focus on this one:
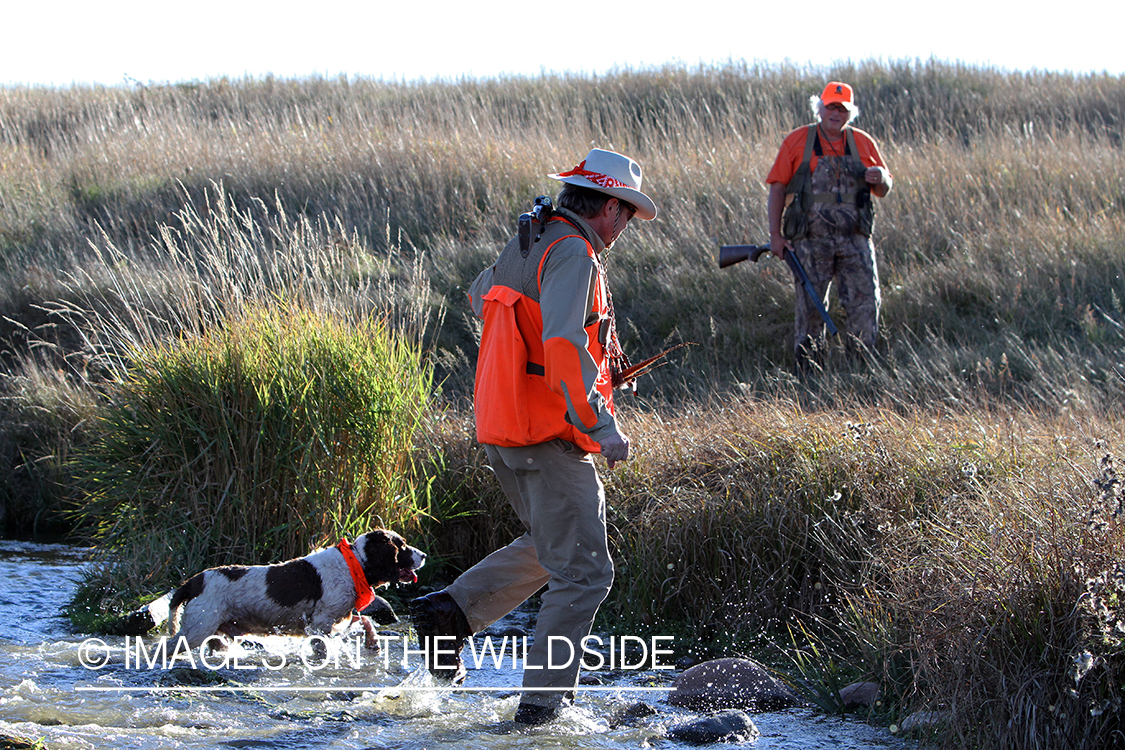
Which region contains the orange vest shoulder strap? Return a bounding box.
[535,216,594,297]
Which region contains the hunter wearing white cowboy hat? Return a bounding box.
[550,148,658,221]
[411,147,656,727]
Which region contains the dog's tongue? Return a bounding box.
[400,567,418,584]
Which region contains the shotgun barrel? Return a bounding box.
[718,243,838,336]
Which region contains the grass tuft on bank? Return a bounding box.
[68,304,431,621]
[48,187,437,623]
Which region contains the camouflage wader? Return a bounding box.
[792,140,880,361]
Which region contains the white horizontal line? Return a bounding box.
[76,685,674,693]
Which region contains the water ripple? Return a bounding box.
[0,541,906,749]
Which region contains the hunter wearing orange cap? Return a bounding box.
[410,149,656,726]
[767,81,893,371]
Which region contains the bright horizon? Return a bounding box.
[4,1,1123,89]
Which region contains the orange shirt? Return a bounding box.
[766,125,889,186]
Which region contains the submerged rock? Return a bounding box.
[669,657,800,712]
[839,681,881,709]
[361,595,398,625]
[609,700,658,727]
[899,709,951,733]
[666,710,760,744]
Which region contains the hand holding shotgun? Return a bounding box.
[718,243,839,336]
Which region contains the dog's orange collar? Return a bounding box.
[337,538,375,611]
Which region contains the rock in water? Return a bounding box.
[666,710,760,744]
[669,657,800,712]
[839,681,880,709]
[362,595,398,625]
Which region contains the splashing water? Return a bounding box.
[0,540,906,749]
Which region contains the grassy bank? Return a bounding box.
[1,61,1124,747]
[610,402,1123,747]
[416,396,1124,746]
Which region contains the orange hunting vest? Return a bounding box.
[472,216,613,452]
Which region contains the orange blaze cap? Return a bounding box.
[821,82,854,107]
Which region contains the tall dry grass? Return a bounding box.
[2,61,1124,748]
[3,60,1123,405]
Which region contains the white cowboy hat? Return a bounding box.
[549,148,658,221]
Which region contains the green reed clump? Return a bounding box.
[70,304,432,612]
[0,182,441,540]
[48,186,439,620]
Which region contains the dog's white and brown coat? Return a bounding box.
[169,530,425,648]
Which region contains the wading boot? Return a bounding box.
[409,591,472,684]
[491,701,563,734]
[513,702,559,725]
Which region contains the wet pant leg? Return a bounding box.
[444,439,614,708]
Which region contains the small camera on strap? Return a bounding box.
[518,196,554,257]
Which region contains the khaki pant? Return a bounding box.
[445,439,614,708]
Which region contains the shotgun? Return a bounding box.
[718,244,838,336]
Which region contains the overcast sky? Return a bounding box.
[4,0,1122,87]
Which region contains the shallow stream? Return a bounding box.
[0,540,908,748]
